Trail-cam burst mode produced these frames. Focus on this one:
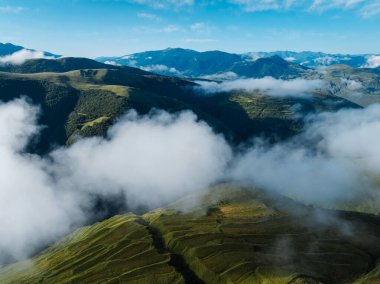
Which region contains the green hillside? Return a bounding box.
[0,57,360,152]
[304,65,380,107]
[1,184,379,284]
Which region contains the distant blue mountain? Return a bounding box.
[98,48,379,78]
[244,51,371,68]
[98,48,308,78]
[0,42,60,58]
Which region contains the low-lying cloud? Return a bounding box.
[0,99,230,263]
[200,71,239,81]
[140,64,180,74]
[2,96,380,264]
[0,49,55,65]
[231,104,380,209]
[195,76,326,97]
[364,55,380,68]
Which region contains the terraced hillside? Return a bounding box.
[0,214,184,284]
[1,185,379,283]
[0,58,360,152]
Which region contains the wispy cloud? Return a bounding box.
[0,6,24,14]
[228,0,293,12]
[310,0,366,11]
[129,0,194,9]
[191,22,206,31]
[160,25,181,32]
[137,12,161,21]
[360,1,380,17]
[228,0,380,17]
[309,0,380,17]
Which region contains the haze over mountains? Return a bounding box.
[1,42,380,283]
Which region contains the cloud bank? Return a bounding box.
[231,104,380,209]
[195,76,325,97]
[0,49,55,65]
[0,99,230,263]
[2,94,380,263]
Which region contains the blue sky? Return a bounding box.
[0,0,379,57]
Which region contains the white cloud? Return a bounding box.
[140,64,180,73]
[0,99,82,263]
[228,0,380,17]
[285,56,296,62]
[0,49,55,65]
[360,1,380,17]
[160,25,181,33]
[364,55,380,68]
[104,60,122,66]
[195,77,325,97]
[340,78,362,90]
[201,72,239,81]
[137,12,161,21]
[231,104,380,210]
[0,99,231,262]
[0,6,24,14]
[3,94,380,263]
[310,0,380,17]
[191,22,206,31]
[229,0,282,11]
[310,0,366,11]
[129,0,194,9]
[314,56,339,65]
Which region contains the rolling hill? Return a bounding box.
[0,184,379,284]
[0,57,359,153]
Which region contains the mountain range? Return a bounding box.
[98,48,380,77]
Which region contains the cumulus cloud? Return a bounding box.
[364,55,380,68]
[195,76,325,97]
[0,49,55,65]
[0,99,83,263]
[0,99,230,263]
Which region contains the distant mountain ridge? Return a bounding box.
[98,48,309,78]
[0,42,60,60]
[98,48,379,77]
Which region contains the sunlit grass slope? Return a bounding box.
[1,185,379,284]
[0,214,184,284]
